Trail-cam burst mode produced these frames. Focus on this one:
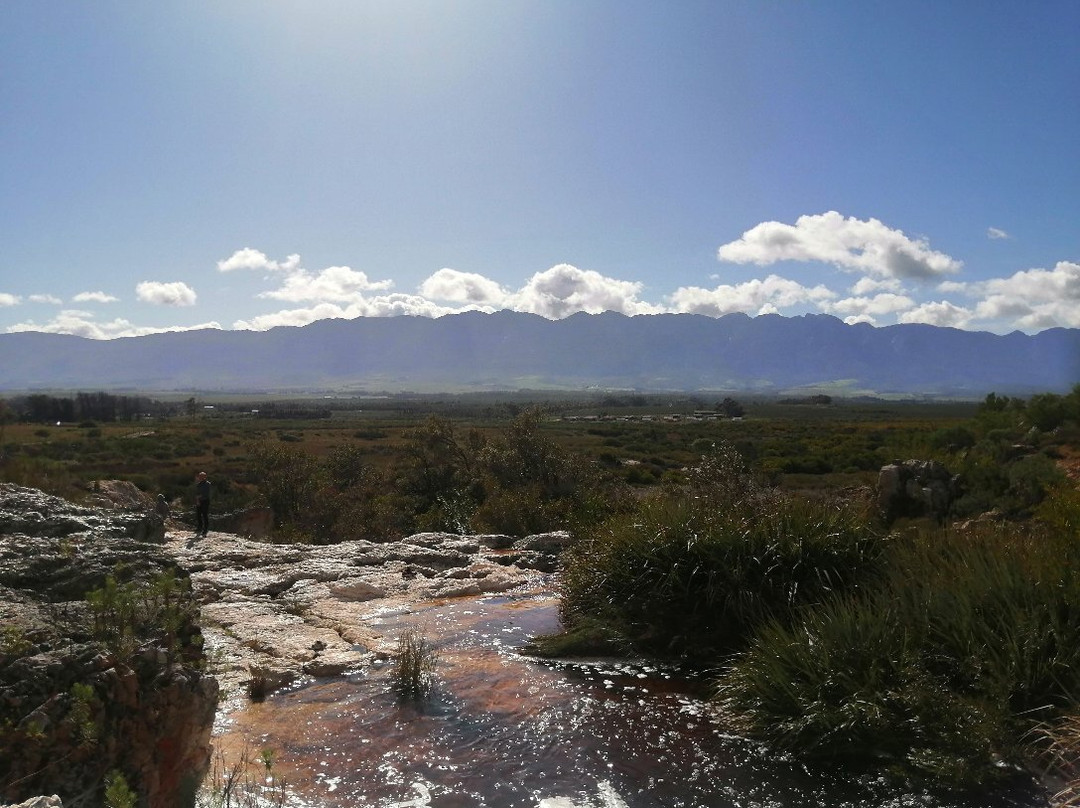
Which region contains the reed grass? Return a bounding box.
[391,628,439,701]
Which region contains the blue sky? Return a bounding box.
[1,0,1077,338]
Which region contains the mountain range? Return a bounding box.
[1,311,1077,397]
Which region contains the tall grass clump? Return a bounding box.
[391,629,439,701]
[559,442,885,657]
[717,523,1080,787]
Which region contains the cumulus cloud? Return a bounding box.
[822,293,915,319]
[509,264,663,319]
[717,211,962,281]
[29,294,62,304]
[670,274,835,317]
[216,248,395,305]
[897,301,974,329]
[217,248,301,273]
[987,227,1010,240]
[936,280,968,294]
[72,291,119,304]
[233,294,456,331]
[419,268,510,306]
[971,260,1080,329]
[842,314,876,326]
[850,276,902,295]
[984,260,1080,301]
[0,293,19,307]
[259,265,393,303]
[939,260,1080,331]
[136,281,197,307]
[6,310,221,339]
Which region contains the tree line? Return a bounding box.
[4,393,175,424]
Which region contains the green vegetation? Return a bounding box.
[85,569,202,665]
[551,386,1080,790]
[718,523,1080,785]
[243,409,628,542]
[391,628,439,701]
[559,443,883,657]
[3,386,1080,793]
[68,682,101,750]
[104,770,138,808]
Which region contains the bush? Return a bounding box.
[85,569,201,664]
[717,524,1080,786]
[559,443,883,656]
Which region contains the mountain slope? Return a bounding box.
[1,312,1076,395]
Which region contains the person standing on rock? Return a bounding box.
[194,471,211,537]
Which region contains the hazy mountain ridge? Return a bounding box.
[1,311,1076,395]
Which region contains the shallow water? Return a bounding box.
[212,591,1045,808]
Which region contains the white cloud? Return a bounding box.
[984,260,1080,301]
[354,293,458,318]
[217,248,301,273]
[510,264,663,319]
[136,281,197,307]
[216,249,396,305]
[843,314,877,326]
[897,301,974,328]
[970,261,1080,330]
[850,276,902,295]
[6,310,221,339]
[0,293,19,306]
[670,274,836,317]
[717,211,962,281]
[936,280,968,294]
[233,294,457,331]
[259,265,393,303]
[987,227,1010,240]
[419,268,510,306]
[28,294,62,304]
[72,291,119,304]
[822,293,915,318]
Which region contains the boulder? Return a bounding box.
[84,479,154,511]
[877,460,959,522]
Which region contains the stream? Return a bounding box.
[210,588,1046,808]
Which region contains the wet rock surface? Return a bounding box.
[165,525,566,697]
[0,483,567,805]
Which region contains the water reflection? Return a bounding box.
[212,591,1044,808]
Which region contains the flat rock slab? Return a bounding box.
[163,529,562,698]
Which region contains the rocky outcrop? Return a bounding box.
[1,483,571,805]
[0,484,216,808]
[166,527,568,697]
[877,460,959,522]
[2,798,63,808]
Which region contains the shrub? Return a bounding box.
[560,443,883,657]
[717,524,1080,786]
[85,569,200,664]
[104,770,138,808]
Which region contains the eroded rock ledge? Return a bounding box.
[165,523,569,696]
[0,484,216,808]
